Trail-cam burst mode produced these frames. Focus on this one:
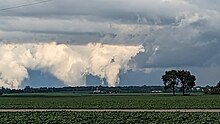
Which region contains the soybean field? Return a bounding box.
[0,93,219,109]
[0,111,220,124]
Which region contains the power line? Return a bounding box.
[0,0,53,12]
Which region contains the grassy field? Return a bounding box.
[0,93,219,109]
[0,111,219,124]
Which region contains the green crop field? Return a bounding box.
[0,93,220,109]
[1,93,220,123]
[0,112,219,124]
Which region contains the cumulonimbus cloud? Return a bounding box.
[0,42,144,88]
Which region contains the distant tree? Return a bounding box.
[177,70,196,96]
[162,70,196,96]
[162,70,179,95]
[216,81,220,88]
[0,87,4,95]
[208,81,220,94]
[0,91,2,95]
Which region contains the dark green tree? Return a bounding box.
[177,70,196,95]
[0,87,4,95]
[216,81,220,88]
[162,70,179,95]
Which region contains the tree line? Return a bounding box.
[0,86,165,95]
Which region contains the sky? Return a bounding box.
[0,0,220,88]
